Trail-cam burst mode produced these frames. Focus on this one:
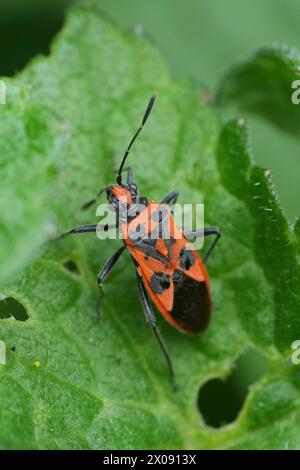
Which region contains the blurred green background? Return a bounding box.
[1,0,299,220]
[0,0,299,428]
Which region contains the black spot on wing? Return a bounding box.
[135,240,170,266]
[171,269,210,331]
[150,272,171,294]
[179,247,195,271]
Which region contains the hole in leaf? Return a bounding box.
[63,259,80,275]
[198,347,268,428]
[0,297,29,321]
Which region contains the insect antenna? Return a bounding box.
[116,93,156,185]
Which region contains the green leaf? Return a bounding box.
[216,46,300,135]
[0,82,66,286]
[1,4,300,449]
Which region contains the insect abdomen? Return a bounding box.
[170,269,211,332]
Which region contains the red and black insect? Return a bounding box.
[57,95,221,388]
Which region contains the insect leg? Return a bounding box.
[81,188,106,210]
[53,223,117,240]
[136,272,177,391]
[202,227,221,263]
[96,245,125,321]
[160,190,179,206]
[184,227,221,263]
